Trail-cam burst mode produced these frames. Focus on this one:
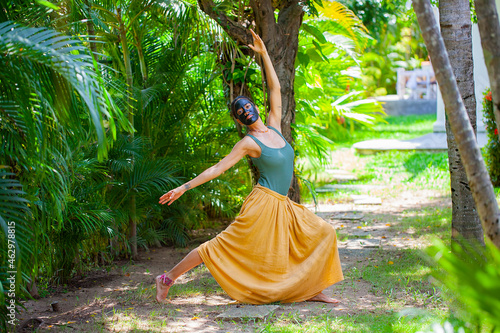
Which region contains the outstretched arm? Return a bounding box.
[159,139,253,206]
[248,29,282,131]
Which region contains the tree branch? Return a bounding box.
[249,0,277,39]
[198,0,252,45]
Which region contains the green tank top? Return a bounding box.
[247,126,294,196]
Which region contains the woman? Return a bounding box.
[156,29,343,304]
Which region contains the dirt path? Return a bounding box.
[16,185,450,332]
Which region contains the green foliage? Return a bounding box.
[426,239,500,332]
[0,19,128,329]
[482,89,500,187]
[0,21,128,160]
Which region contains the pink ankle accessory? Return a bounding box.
[159,273,174,286]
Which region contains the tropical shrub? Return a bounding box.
[0,19,126,330]
[295,1,384,169]
[483,89,500,187]
[424,239,500,332]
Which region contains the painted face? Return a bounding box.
[233,98,259,125]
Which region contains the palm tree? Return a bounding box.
[439,0,485,246]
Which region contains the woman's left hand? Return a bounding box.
[248,29,267,56]
[159,186,186,206]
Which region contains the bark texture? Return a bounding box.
[198,0,304,202]
[474,0,500,139]
[412,0,500,248]
[439,0,485,245]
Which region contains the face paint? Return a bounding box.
[233,97,259,125]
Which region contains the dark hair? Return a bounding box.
[230,96,255,120]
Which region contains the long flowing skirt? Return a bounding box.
[197,184,343,304]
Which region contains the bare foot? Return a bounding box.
[155,274,174,303]
[306,292,340,304]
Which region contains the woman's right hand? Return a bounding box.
[159,186,186,206]
[248,29,267,56]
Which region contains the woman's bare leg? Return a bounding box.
[156,247,203,303]
[306,292,340,304]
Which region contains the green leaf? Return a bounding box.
[302,23,328,44]
[297,51,310,67]
[306,48,324,63]
[35,0,60,10]
[312,39,329,62]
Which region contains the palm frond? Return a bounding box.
[0,21,128,159]
[317,1,370,50]
[127,158,180,197]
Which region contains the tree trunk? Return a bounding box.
[439,0,485,246]
[118,7,138,259]
[474,0,500,139]
[198,0,304,202]
[412,0,500,248]
[84,0,97,59]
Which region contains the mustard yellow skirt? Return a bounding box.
[197,185,343,304]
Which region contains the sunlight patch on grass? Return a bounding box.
[93,307,174,332]
[256,310,445,333]
[394,207,452,241]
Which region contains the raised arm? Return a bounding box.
[159,138,254,206]
[248,29,282,131]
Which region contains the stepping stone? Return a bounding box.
[359,239,381,248]
[316,184,386,193]
[341,262,351,270]
[349,232,371,238]
[331,212,364,220]
[217,305,279,320]
[343,239,380,249]
[351,195,382,205]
